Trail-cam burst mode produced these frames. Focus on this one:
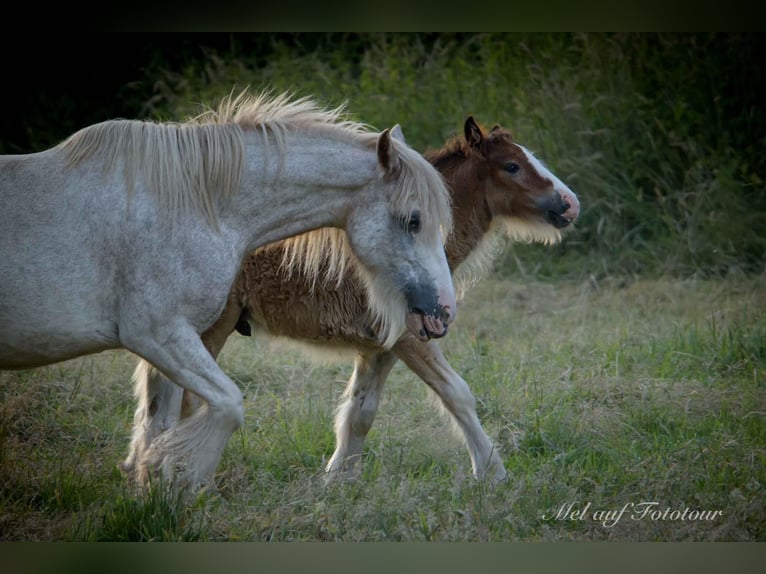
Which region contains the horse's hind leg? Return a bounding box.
[325,351,398,480]
[393,336,507,484]
[120,359,185,480]
[121,319,244,492]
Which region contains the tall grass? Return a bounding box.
[140,33,765,279]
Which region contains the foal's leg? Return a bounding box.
[121,298,242,481]
[393,336,507,484]
[325,351,399,480]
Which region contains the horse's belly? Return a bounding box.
[0,329,118,369]
[0,285,119,369]
[0,341,115,370]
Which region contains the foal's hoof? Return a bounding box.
[117,459,134,475]
[322,469,361,487]
[490,470,509,487]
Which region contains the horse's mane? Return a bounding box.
[57,119,243,228]
[190,90,371,138]
[54,89,387,229]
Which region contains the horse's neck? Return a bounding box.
[226,132,377,253]
[442,162,494,271]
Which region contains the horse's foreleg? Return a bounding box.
[120,296,243,481]
[325,351,398,480]
[180,298,244,419]
[121,320,244,492]
[393,336,507,484]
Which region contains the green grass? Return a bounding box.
[1,273,763,541]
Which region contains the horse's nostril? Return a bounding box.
[559,193,580,221]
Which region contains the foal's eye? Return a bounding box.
[399,211,421,234]
[504,163,520,174]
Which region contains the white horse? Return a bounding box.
[0,90,456,491]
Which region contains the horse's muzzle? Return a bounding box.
[404,281,456,341]
[405,300,454,340]
[406,309,451,340]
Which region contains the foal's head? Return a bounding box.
[463,116,579,233]
[428,116,580,297]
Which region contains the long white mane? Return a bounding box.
[55,89,443,231]
[57,118,243,228]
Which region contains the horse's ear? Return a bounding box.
[391,124,406,143]
[377,128,400,174]
[464,116,483,151]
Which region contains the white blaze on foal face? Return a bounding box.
[517,144,580,225]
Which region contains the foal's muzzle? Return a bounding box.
[547,209,574,229]
[544,190,580,228]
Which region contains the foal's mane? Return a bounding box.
[423,132,473,168]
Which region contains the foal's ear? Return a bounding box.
[377,128,401,173]
[464,116,483,151]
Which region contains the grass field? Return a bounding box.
[1,271,763,541]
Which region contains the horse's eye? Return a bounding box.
[504,163,520,174]
[400,211,421,234]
